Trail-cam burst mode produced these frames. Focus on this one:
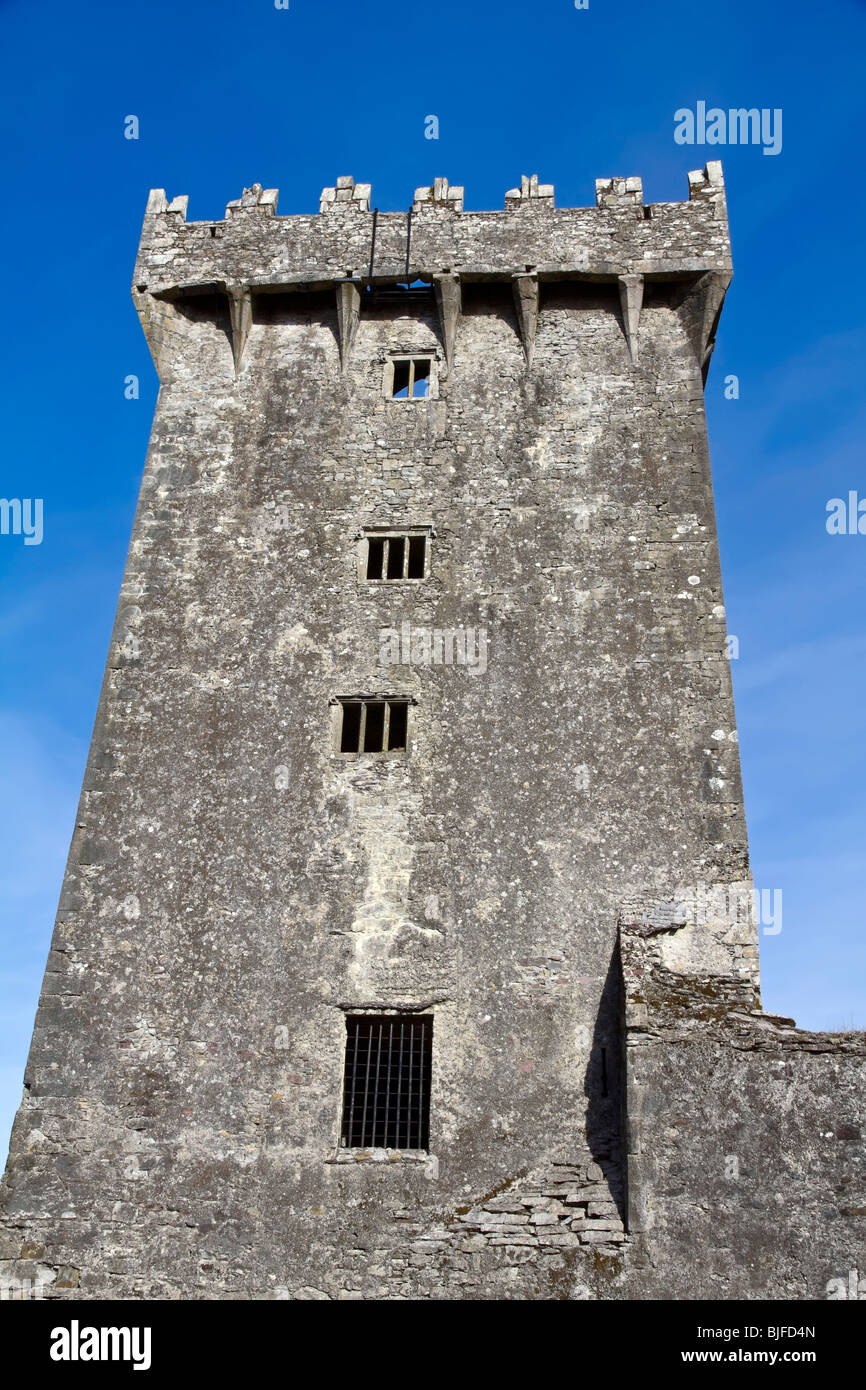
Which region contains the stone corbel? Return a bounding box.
[336,277,362,373]
[617,274,644,364]
[678,270,732,382]
[512,272,539,366]
[227,284,252,375]
[433,271,461,372]
[696,271,731,377]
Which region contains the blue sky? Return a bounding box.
[1,0,865,1159]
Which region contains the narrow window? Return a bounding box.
[412,358,430,398]
[407,534,426,579]
[366,536,385,580]
[390,357,433,400]
[392,360,412,399]
[337,698,411,754]
[364,532,429,581]
[386,535,406,579]
[341,1014,433,1150]
[363,700,386,753]
[339,701,362,754]
[387,700,408,751]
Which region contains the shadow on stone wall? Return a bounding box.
[584,939,626,1225]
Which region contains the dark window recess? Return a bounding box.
[391,358,431,400]
[392,360,412,399]
[387,700,408,750]
[366,534,426,581]
[364,279,434,308]
[339,701,362,753]
[366,536,385,580]
[341,1015,433,1150]
[386,535,406,579]
[338,698,410,754]
[363,700,386,752]
[407,534,426,578]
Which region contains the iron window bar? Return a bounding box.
[341,1014,433,1150]
[338,697,410,754]
[366,532,426,580]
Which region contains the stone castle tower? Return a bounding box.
[1,164,863,1301]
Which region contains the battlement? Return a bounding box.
[133,164,731,305]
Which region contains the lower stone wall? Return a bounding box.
[621,921,866,1300]
[0,1139,630,1301]
[314,1151,629,1300]
[2,926,863,1300]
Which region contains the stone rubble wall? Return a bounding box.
[621,922,866,1300]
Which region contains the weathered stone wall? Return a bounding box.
[620,921,866,1301]
[4,164,844,1302]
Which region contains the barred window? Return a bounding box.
[365,532,427,581]
[341,1015,433,1150]
[337,697,409,754]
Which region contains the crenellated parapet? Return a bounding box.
[132,165,732,381]
[319,175,372,215]
[505,173,555,207]
[144,188,189,219]
[595,175,644,209]
[413,176,464,213]
[134,164,730,289]
[225,182,279,216]
[687,160,726,202]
